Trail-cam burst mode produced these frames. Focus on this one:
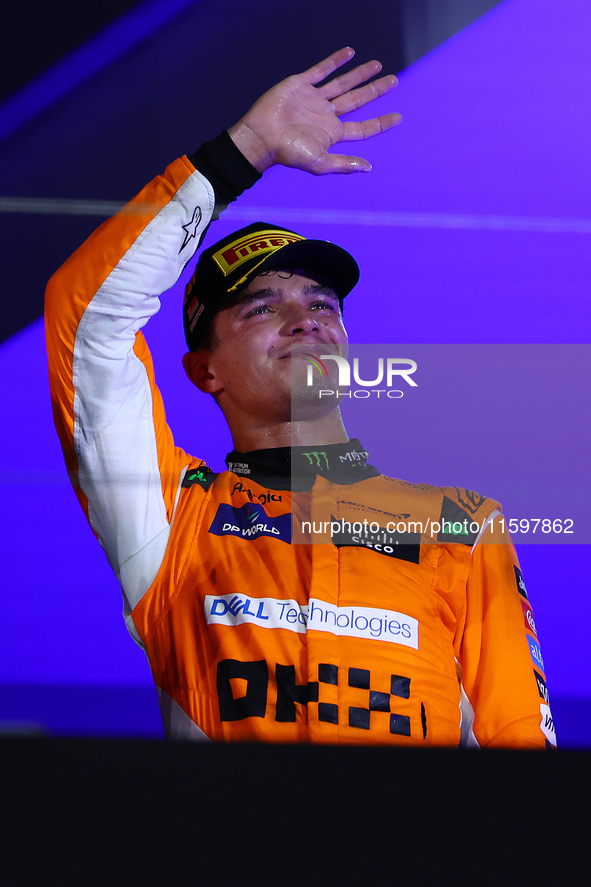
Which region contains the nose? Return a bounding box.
[281,305,320,337]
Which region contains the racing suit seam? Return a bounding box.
[74,336,155,441]
[117,479,180,577]
[97,167,213,294]
[117,462,190,578]
[71,170,214,444]
[73,342,168,559]
[70,170,215,565]
[420,540,461,667]
[139,477,214,645]
[482,714,549,748]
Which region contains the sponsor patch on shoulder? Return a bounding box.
[182,465,217,490]
[521,598,537,636]
[454,487,487,514]
[534,669,550,704]
[514,565,528,599]
[527,635,545,673]
[437,496,478,546]
[540,702,557,747]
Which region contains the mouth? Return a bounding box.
[277,343,340,361]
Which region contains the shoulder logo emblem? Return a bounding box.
[179,206,202,253]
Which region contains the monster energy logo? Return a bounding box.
[302,451,329,470]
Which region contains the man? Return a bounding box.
[45,49,554,748]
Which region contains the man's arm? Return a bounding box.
[45,157,216,616]
[45,49,400,613]
[455,514,555,749]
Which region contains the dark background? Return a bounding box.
[1,0,503,342]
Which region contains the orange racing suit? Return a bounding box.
[45,138,555,748]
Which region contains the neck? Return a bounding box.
[227,407,349,452]
[224,437,379,491]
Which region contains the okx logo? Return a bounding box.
[216,658,426,739]
[209,502,292,543]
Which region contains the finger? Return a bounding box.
[320,60,384,100]
[312,153,374,175]
[340,113,403,141]
[330,74,398,116]
[302,47,355,85]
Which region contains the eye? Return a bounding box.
[246,302,273,317]
[310,299,338,312]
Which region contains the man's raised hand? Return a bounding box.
[228,47,401,175]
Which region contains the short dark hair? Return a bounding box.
[194,322,220,354]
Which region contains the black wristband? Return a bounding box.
[187,130,261,209]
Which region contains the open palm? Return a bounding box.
[228,47,401,175]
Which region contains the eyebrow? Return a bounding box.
[235,284,339,308]
[235,287,281,307]
[304,284,339,299]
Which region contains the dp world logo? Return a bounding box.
[302,354,418,400]
[209,502,292,544]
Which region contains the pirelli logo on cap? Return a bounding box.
[212,229,305,276]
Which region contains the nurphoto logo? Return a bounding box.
[301,353,418,400]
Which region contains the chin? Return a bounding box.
[289,388,342,422]
[286,364,341,418]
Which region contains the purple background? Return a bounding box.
[1,0,590,742]
[334,344,590,544]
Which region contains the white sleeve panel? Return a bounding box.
[470,508,501,555]
[73,171,214,597]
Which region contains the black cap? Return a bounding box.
[183,221,359,350]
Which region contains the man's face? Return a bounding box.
[199,268,348,423]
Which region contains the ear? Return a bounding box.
[182,351,223,395]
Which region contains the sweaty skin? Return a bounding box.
[227,47,401,175]
[183,269,351,451]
